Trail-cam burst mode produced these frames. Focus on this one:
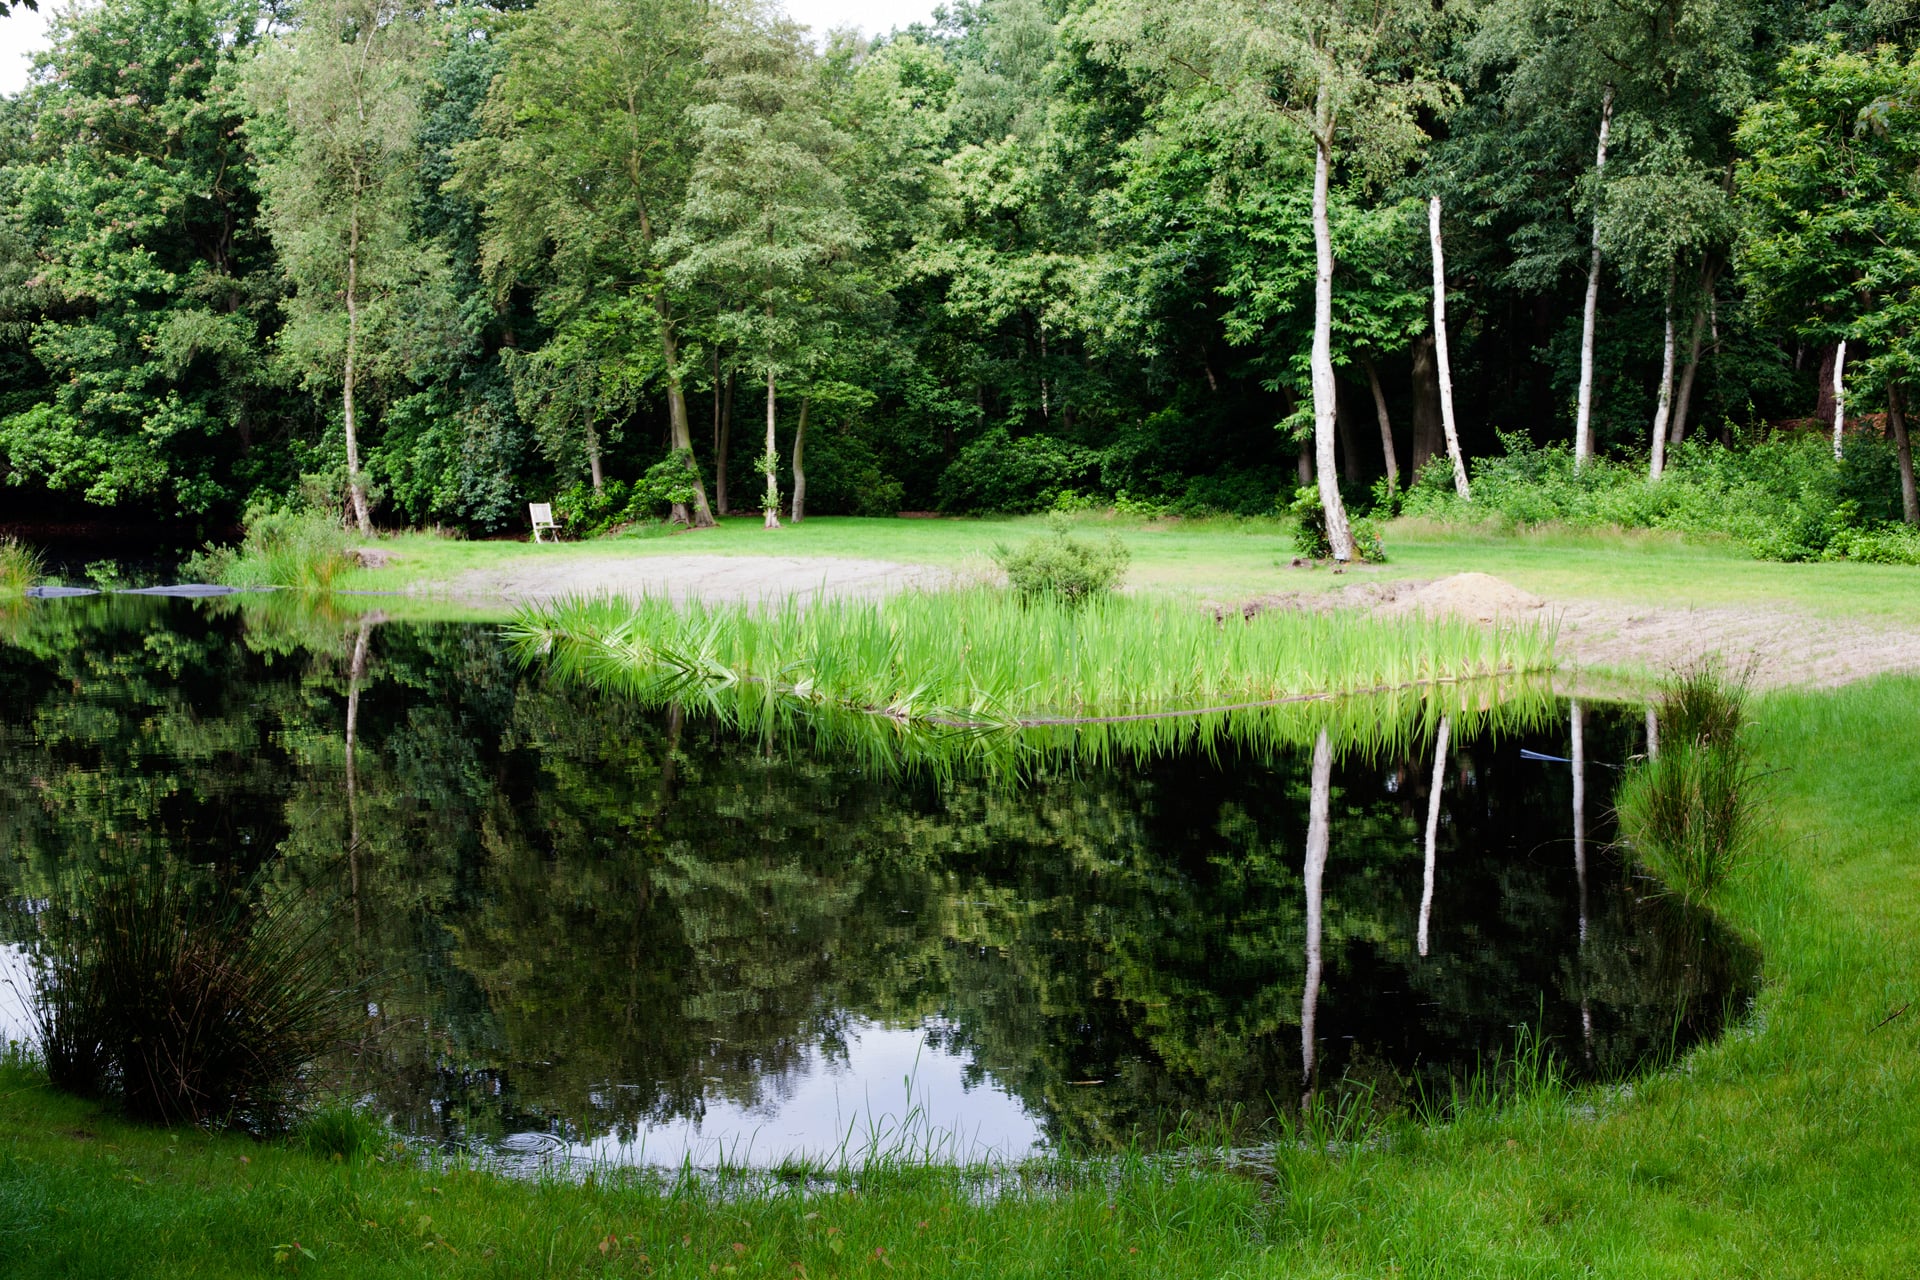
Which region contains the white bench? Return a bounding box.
[529,502,558,542]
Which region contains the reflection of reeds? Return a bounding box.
[509,591,1558,774]
[1615,662,1762,903]
[0,536,43,597]
[29,876,351,1128]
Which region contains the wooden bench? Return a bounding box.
[529,502,558,542]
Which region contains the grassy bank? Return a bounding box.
[6,676,1920,1275]
[338,515,1920,624]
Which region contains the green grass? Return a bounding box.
[338,514,1920,626]
[0,535,43,597]
[7,676,1920,1275]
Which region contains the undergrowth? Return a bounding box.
[184,504,355,591]
[991,514,1131,604]
[0,535,43,596]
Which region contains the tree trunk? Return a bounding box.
[1297,436,1314,488]
[1832,338,1848,460]
[1429,196,1470,499]
[1650,271,1676,480]
[651,286,715,527]
[1300,727,1332,1109]
[1410,334,1443,475]
[1364,356,1398,491]
[762,368,781,530]
[790,397,809,523]
[586,415,604,494]
[1671,298,1708,445]
[717,369,733,516]
[1309,102,1354,561]
[343,206,372,535]
[1892,381,1918,525]
[1418,715,1450,959]
[1574,86,1615,471]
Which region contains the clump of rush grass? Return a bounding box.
[184,504,354,592]
[29,875,353,1129]
[0,535,44,596]
[508,589,1557,743]
[991,513,1131,605]
[1614,660,1763,903]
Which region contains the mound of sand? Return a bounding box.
[1384,572,1545,623]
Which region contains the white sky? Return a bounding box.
[0,1,938,98]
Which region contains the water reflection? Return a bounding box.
[0,597,1758,1166]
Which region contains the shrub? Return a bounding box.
[299,1104,387,1163]
[0,536,43,596]
[29,876,352,1128]
[554,451,707,538]
[937,428,1101,513]
[1287,488,1387,562]
[1614,662,1763,903]
[992,514,1131,605]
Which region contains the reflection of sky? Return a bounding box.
[0,944,35,1046]
[499,1019,1044,1172]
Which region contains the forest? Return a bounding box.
[2,0,1919,553]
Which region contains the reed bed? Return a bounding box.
[508,590,1558,773]
[0,535,43,597]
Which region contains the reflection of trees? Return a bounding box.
[0,600,1758,1157]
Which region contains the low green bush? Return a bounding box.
[1287,487,1388,562]
[991,514,1131,605]
[0,535,42,596]
[552,450,704,537]
[1405,432,1920,564]
[937,429,1101,513]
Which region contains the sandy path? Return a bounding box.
[436,554,955,606]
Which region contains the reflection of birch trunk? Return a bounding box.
[1301,728,1332,1110]
[1418,717,1450,958]
[1571,699,1593,1057]
[345,617,371,942]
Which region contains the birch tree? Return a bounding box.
[1076,0,1451,560]
[245,0,447,534]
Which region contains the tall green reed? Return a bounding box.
[29,875,353,1128]
[0,535,43,596]
[508,589,1558,777]
[1614,661,1763,903]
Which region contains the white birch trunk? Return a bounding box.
[1574,87,1615,471]
[1429,196,1470,499]
[1646,705,1659,760]
[1418,716,1450,959]
[1650,275,1676,481]
[763,368,781,530]
[1300,728,1332,1109]
[1310,91,1354,561]
[1833,339,1848,460]
[343,205,372,535]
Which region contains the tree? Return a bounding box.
[665,2,867,530]
[454,0,717,527]
[1077,0,1451,559]
[1738,39,1920,518]
[244,0,449,534]
[0,0,281,519]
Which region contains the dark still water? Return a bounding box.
[0,597,1756,1167]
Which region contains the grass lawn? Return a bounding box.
[340,514,1920,624]
[6,675,1920,1276]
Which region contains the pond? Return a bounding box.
[0,596,1758,1170]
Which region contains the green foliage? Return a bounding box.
[1405,433,1918,562]
[937,429,1101,513]
[551,451,705,538]
[27,875,352,1127]
[992,513,1131,604]
[1288,486,1387,561]
[298,1104,387,1163]
[1615,662,1762,903]
[0,535,41,596]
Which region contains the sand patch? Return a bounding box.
[433,553,954,606]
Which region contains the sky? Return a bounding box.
[0,1,939,98]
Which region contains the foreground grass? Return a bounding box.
[341,514,1920,625]
[7,677,1920,1275]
